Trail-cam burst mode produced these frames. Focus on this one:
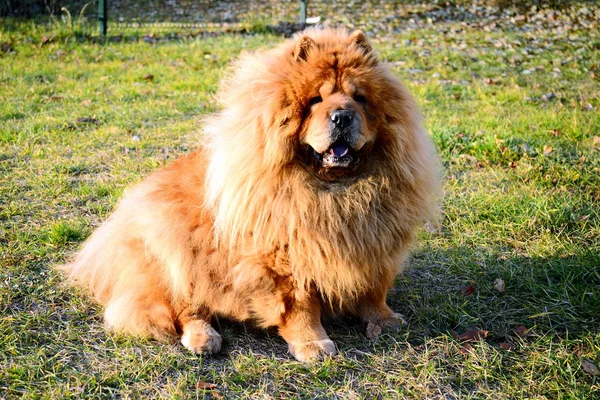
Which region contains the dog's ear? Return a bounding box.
[348,30,372,54]
[293,35,315,62]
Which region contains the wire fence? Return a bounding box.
[1,0,442,37]
[1,0,596,38]
[1,0,313,33]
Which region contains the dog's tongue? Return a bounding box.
[329,142,349,157]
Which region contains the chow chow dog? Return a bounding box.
[63,27,440,361]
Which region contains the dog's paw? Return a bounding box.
[180,320,222,355]
[288,339,337,362]
[366,313,407,339]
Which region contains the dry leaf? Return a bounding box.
[367,321,382,339]
[211,391,224,399]
[143,74,154,82]
[581,360,599,376]
[543,145,553,156]
[499,342,514,351]
[196,381,217,390]
[462,285,476,296]
[593,136,600,146]
[494,278,505,292]
[457,329,489,342]
[515,325,529,338]
[459,343,474,354]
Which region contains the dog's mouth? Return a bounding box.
[305,140,360,169]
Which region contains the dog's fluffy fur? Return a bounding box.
[63,28,440,361]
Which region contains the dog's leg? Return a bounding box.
[176,305,221,355]
[356,286,406,338]
[179,318,222,355]
[276,292,336,362]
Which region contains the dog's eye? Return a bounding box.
[308,96,322,106]
[354,94,367,104]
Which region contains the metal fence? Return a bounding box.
[1,0,437,37]
[1,0,313,35]
[2,0,593,38]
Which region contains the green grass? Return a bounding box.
[1,10,599,399]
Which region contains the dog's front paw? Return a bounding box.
[180,320,222,354]
[288,339,337,362]
[366,313,407,339]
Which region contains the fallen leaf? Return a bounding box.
[196,381,217,390]
[367,321,382,339]
[499,342,514,351]
[515,325,529,338]
[581,360,599,376]
[459,343,473,354]
[143,74,154,82]
[593,136,600,146]
[494,278,505,292]
[211,390,224,399]
[462,285,476,296]
[457,329,489,342]
[543,145,553,156]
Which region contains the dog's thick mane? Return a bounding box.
[204,28,440,302]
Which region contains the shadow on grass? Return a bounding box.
[188,245,600,363]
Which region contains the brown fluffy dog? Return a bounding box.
[63,28,440,362]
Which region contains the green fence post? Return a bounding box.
[300,0,306,23]
[98,0,107,36]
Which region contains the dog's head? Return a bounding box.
[209,28,421,186]
[287,30,380,182]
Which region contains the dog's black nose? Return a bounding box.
[330,109,353,128]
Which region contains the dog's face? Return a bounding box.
[271,30,386,182]
[301,83,373,171]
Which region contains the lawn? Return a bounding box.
[1,3,599,398]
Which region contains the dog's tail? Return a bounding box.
[59,214,126,303]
